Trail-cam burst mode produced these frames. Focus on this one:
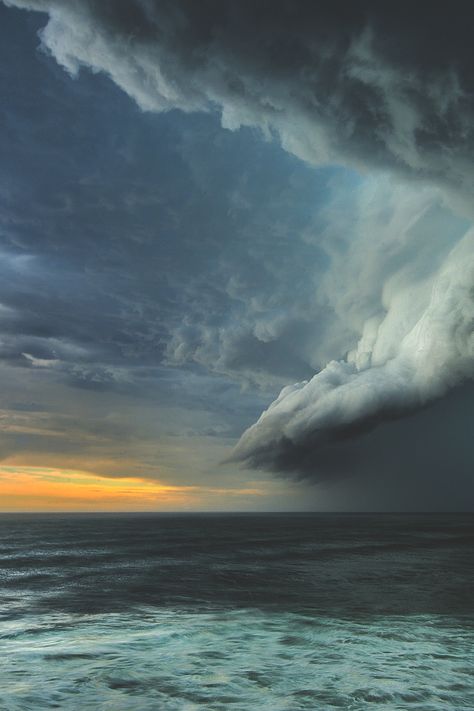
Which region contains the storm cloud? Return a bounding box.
[3,0,474,486]
[5,1,474,195]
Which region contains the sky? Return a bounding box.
[0,0,474,512]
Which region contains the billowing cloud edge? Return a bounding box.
[4,0,474,478]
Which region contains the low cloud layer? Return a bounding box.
[232,227,474,472]
[4,0,474,485]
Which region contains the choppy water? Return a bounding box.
[1,513,473,710]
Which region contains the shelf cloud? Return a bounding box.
[5,0,474,482]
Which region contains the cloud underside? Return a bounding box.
[5,0,474,479]
[232,228,474,473]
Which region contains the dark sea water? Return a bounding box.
[1,513,474,710]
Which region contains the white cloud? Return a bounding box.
[232,225,474,472]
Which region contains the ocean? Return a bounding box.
[1,513,473,710]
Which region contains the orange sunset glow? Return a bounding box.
[0,466,266,512]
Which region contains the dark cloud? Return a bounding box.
[0,11,344,395]
[236,382,474,512]
[6,0,474,201]
[3,0,474,490]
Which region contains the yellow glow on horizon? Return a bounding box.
[0,466,266,512]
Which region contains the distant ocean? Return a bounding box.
[1,513,473,710]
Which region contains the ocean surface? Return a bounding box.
[1,513,473,710]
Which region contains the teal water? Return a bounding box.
[1,514,473,709]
